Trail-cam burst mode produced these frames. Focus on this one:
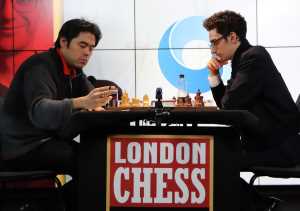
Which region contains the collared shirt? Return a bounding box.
[56,48,76,78]
[208,74,221,87]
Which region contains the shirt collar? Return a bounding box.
[231,39,252,76]
[231,39,251,66]
[56,48,76,78]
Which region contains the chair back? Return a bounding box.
[296,94,300,112]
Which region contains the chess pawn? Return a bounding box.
[120,90,129,107]
[131,97,140,107]
[143,95,150,107]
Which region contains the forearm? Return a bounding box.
[72,96,87,109]
[30,98,73,130]
[211,84,226,108]
[208,74,225,108]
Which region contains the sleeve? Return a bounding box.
[23,64,73,131]
[70,72,95,98]
[211,81,226,109]
[208,74,225,108]
[208,74,221,87]
[79,73,94,96]
[221,52,264,110]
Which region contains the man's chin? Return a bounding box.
[220,59,229,66]
[74,63,86,69]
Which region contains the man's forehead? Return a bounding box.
[75,32,96,44]
[208,29,222,39]
[76,32,95,39]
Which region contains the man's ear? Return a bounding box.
[229,32,240,44]
[59,37,68,48]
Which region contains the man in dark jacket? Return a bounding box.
[1,18,117,210]
[203,11,300,211]
[0,83,7,97]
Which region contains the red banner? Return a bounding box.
[107,135,213,209]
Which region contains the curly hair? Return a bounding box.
[203,10,247,40]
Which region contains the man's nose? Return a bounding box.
[0,0,13,20]
[83,47,92,56]
[211,48,216,55]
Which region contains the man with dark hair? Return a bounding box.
[203,10,300,211]
[1,18,117,210]
[54,18,102,48]
[0,84,6,96]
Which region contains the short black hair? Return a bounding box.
[203,10,247,40]
[54,18,102,48]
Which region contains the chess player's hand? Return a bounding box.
[207,56,228,75]
[91,106,105,111]
[72,86,117,110]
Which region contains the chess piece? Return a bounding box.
[131,97,141,107]
[143,95,150,107]
[155,87,163,108]
[177,97,184,106]
[120,90,129,107]
[108,89,118,108]
[194,89,204,108]
[184,94,192,107]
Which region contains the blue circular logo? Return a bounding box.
[158,16,223,93]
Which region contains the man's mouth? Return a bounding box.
[212,53,222,61]
[79,59,88,65]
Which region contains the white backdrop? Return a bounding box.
[64,0,300,101]
[63,0,300,184]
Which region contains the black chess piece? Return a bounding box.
[155,87,163,109]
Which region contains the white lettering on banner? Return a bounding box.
[114,142,206,165]
[191,168,206,204]
[160,143,174,164]
[110,138,210,207]
[154,168,173,203]
[174,168,189,204]
[176,143,190,164]
[144,142,158,164]
[131,168,153,203]
[192,143,206,164]
[114,167,130,203]
[115,142,126,163]
[128,142,141,164]
[113,167,206,204]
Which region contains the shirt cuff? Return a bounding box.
[208,74,221,87]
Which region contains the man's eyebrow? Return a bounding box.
[79,41,95,47]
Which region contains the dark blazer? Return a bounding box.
[1,48,93,160]
[211,39,299,151]
[0,83,7,97]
